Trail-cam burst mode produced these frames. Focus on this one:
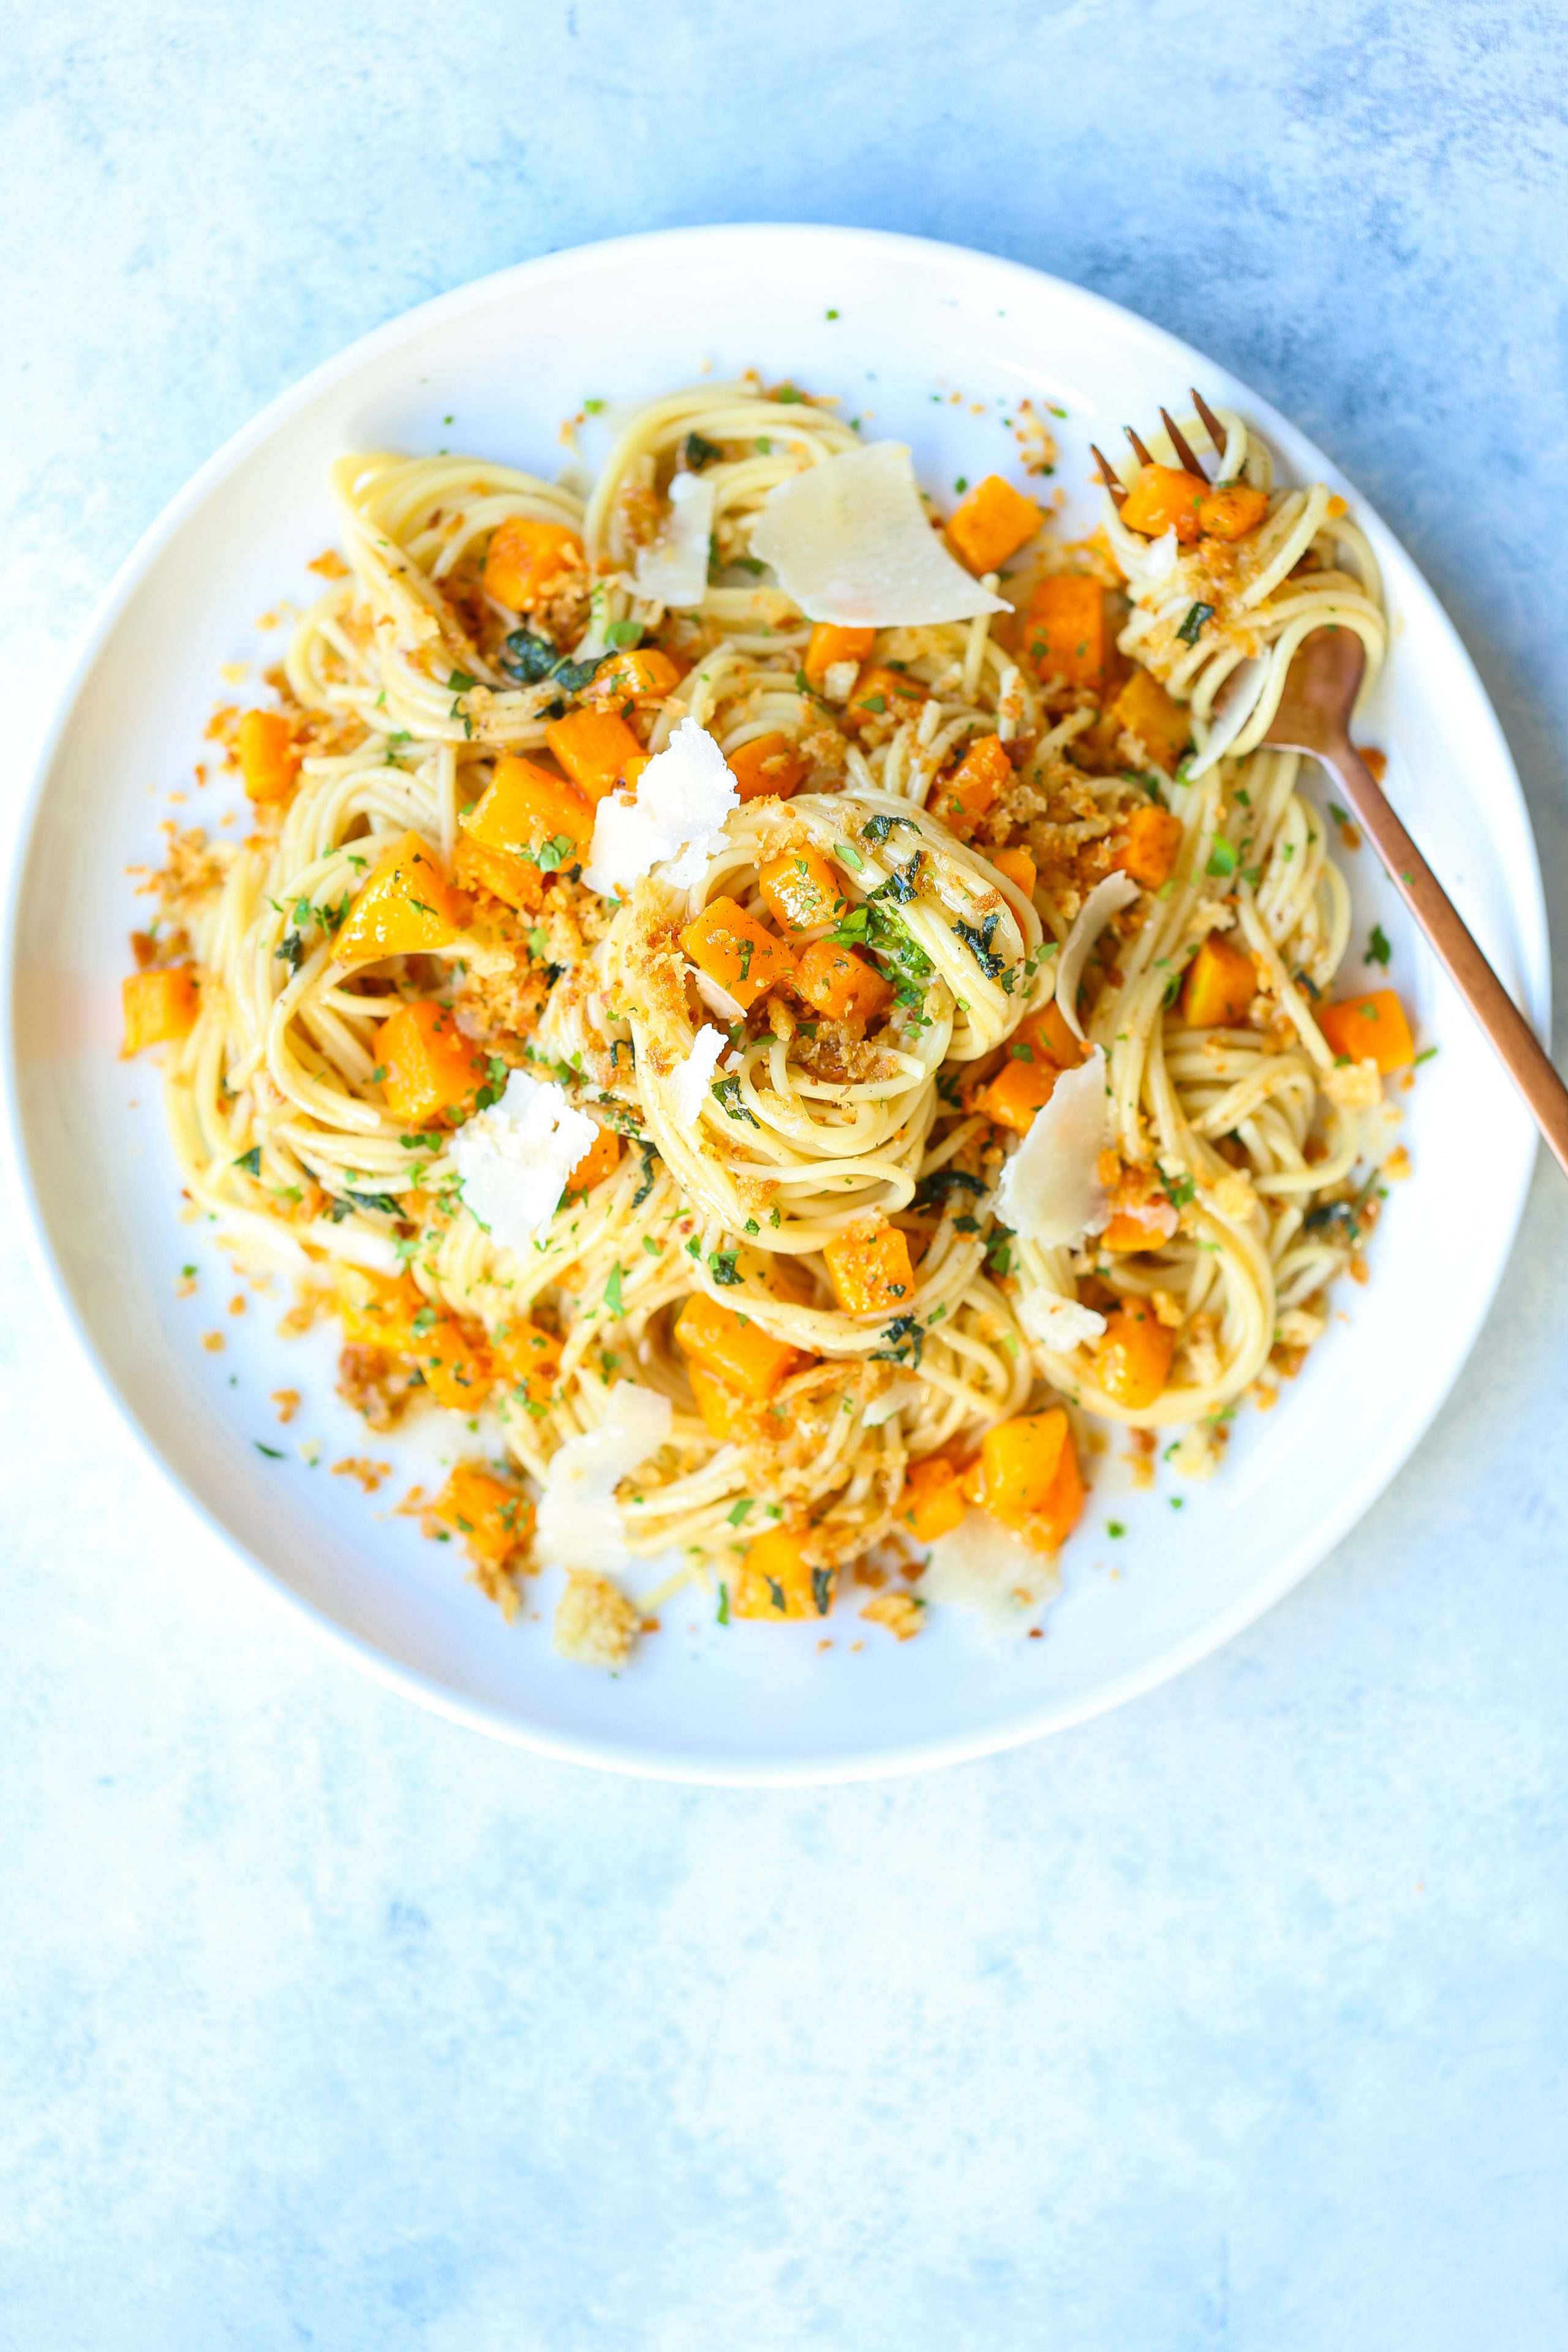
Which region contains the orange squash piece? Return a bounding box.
[823,1226,915,1314]
[674,1292,809,1400]
[1197,482,1270,541]
[409,1313,493,1411]
[452,831,545,913]
[1121,463,1209,544]
[333,832,462,963]
[589,646,682,707]
[1115,802,1186,889]
[236,708,300,802]
[1317,988,1415,1074]
[463,756,594,862]
[844,664,926,729]
[374,1000,487,1125]
[491,1316,562,1403]
[122,966,198,1054]
[733,1525,834,1620]
[334,1265,423,1351]
[429,1464,533,1564]
[960,1408,1084,1551]
[1099,1211,1172,1254]
[948,475,1044,575]
[545,707,644,804]
[727,731,808,803]
[991,845,1036,897]
[794,941,894,1025]
[1180,933,1257,1028]
[1093,1302,1175,1409]
[759,848,846,934]
[803,622,876,692]
[933,732,1011,829]
[976,1055,1061,1136]
[481,516,583,609]
[1023,574,1109,690]
[680,896,796,1011]
[688,1363,750,1441]
[901,1457,967,1544]
[567,1121,622,1194]
[1107,670,1191,774]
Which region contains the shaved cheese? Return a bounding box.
[692,967,744,1025]
[1187,654,1268,780]
[583,716,738,894]
[1016,1286,1108,1354]
[451,1071,597,1254]
[1055,871,1140,1041]
[669,1023,726,1123]
[633,470,715,609]
[748,442,1008,627]
[1126,525,1180,584]
[536,1384,673,1573]
[995,1047,1112,1246]
[921,1510,1061,1635]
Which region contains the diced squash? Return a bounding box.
[991,845,1037,897]
[1198,482,1270,541]
[933,732,1011,828]
[1023,575,1109,689]
[452,831,545,913]
[1179,933,1257,1028]
[332,832,462,963]
[688,1363,749,1441]
[803,622,876,693]
[759,847,847,934]
[334,1265,423,1351]
[121,965,198,1054]
[1115,802,1186,889]
[727,731,808,803]
[680,896,796,1011]
[733,1525,834,1619]
[1099,1210,1170,1253]
[901,1457,967,1544]
[976,1054,1061,1136]
[588,646,682,706]
[948,475,1044,574]
[463,755,594,862]
[373,1000,487,1126]
[567,1121,622,1194]
[429,1464,533,1564]
[1317,988,1415,1074]
[823,1225,915,1314]
[674,1292,809,1400]
[1020,997,1087,1068]
[236,708,300,802]
[481,516,583,609]
[545,707,644,804]
[844,663,927,729]
[491,1316,562,1403]
[409,1312,493,1411]
[1093,1302,1175,1409]
[960,1408,1084,1551]
[1121,463,1208,544]
[1107,670,1192,775]
[794,941,894,1025]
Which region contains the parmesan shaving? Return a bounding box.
[669,1024,726,1124]
[1055,871,1140,1041]
[583,717,738,894]
[995,1048,1112,1246]
[921,1511,1062,1635]
[632,470,714,609]
[450,1072,597,1255]
[1016,1287,1108,1354]
[535,1384,673,1574]
[748,442,1008,626]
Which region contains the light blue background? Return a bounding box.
[5,4,1568,2345]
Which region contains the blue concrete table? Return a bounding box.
[4,5,1567,2344]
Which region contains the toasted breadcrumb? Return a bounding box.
[200,1331,225,1353]
[270,1389,301,1425]
[553,1570,641,1668]
[861,1592,925,1642]
[331,1456,391,1493]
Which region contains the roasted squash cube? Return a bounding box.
[332,832,462,963]
[462,756,593,863]
[1121,463,1208,543]
[793,941,895,1025]
[1023,575,1109,690]
[727,731,808,803]
[674,1292,809,1400]
[733,1526,834,1619]
[844,664,926,730]
[374,999,487,1125]
[1093,1302,1175,1409]
[482,516,582,609]
[901,1457,967,1544]
[933,731,1011,829]
[960,1408,1084,1550]
[1115,802,1186,887]
[1179,933,1257,1028]
[948,475,1042,574]
[568,1121,622,1194]
[803,623,876,693]
[429,1464,533,1564]
[1317,988,1415,1074]
[236,708,300,802]
[122,965,198,1054]
[1107,671,1191,775]
[823,1225,915,1314]
[760,848,847,934]
[545,708,645,805]
[452,831,545,914]
[680,896,796,1011]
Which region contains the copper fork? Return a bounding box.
[1093,394,1568,1178]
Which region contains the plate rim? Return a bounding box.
[2,221,1548,1783]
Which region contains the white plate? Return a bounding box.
[2,225,1546,1783]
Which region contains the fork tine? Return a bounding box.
[1160,407,1208,481]
[1123,425,1155,468]
[1190,388,1230,470]
[1090,443,1126,506]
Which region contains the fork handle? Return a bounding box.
[1317,735,1568,1178]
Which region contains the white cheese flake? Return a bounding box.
[995,1047,1112,1247]
[632,470,715,609]
[748,442,1008,626]
[451,1071,597,1254]
[1016,1287,1108,1355]
[1055,872,1140,1041]
[583,716,738,893]
[669,1023,726,1124]
[921,1510,1062,1635]
[536,1384,674,1573]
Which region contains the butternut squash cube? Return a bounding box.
[409,1312,493,1411]
[823,1225,915,1314]
[1093,1302,1175,1409]
[236,708,300,802]
[733,1525,834,1619]
[588,646,682,706]
[1121,463,1208,544]
[976,1054,1060,1136]
[991,845,1036,897]
[758,848,846,934]
[933,732,1011,829]
[429,1464,534,1564]
[482,516,583,609]
[1197,483,1270,541]
[844,664,927,730]
[1317,988,1415,1074]
[373,999,487,1125]
[960,1407,1084,1551]
[680,896,796,1011]
[332,832,462,963]
[674,1292,808,1400]
[901,1457,967,1544]
[1115,802,1186,888]
[545,707,645,805]
[727,731,808,803]
[334,1265,422,1351]
[1107,671,1191,775]
[688,1363,749,1441]
[491,1316,562,1403]
[121,965,198,1054]
[462,756,593,863]
[948,475,1043,574]
[794,941,894,1025]
[1179,933,1257,1028]
[452,831,545,914]
[803,622,876,693]
[567,1121,622,1194]
[1024,575,1109,690]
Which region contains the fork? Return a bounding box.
[1093,394,1568,1178]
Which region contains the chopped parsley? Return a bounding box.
[1366,922,1392,967]
[1177,600,1215,646]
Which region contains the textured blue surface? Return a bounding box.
[5,4,1568,2345]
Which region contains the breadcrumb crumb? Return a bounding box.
[553,1570,641,1668]
[861,1593,925,1642]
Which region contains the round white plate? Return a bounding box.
[2,225,1545,1782]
